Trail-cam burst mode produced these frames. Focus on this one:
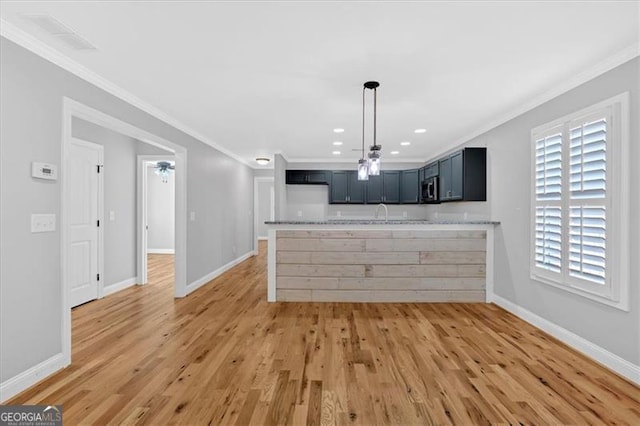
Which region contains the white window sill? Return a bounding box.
[530,273,629,312]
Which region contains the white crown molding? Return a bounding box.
[0,19,253,168]
[287,157,426,163]
[424,43,640,163]
[2,19,637,167]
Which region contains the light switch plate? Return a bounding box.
[109,211,115,221]
[190,211,196,221]
[31,214,56,233]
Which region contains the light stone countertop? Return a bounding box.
[265,219,500,225]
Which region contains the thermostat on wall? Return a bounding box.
[32,162,58,180]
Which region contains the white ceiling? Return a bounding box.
[1,2,638,167]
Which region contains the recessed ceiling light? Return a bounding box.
[390,151,400,155]
[400,141,411,146]
[414,128,427,134]
[255,157,270,165]
[332,141,343,146]
[332,151,341,155]
[333,128,345,133]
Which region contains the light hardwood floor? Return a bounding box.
[8,242,640,424]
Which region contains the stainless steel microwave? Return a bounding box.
[421,176,439,203]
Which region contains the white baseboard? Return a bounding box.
[102,277,137,297]
[492,294,640,385]
[0,353,66,403]
[147,248,175,254]
[257,237,268,241]
[186,251,254,294]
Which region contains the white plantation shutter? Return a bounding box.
[570,119,606,199]
[568,117,607,285]
[531,94,629,310]
[534,131,563,273]
[535,206,562,272]
[536,133,562,200]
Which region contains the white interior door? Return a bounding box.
[67,138,103,307]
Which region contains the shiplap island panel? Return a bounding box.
[266,221,498,302]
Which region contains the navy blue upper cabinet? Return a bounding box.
[330,171,365,204]
[400,169,420,204]
[329,170,400,204]
[439,148,486,202]
[330,171,349,203]
[286,170,330,185]
[366,171,400,204]
[347,171,366,203]
[366,175,383,203]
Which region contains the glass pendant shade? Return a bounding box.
[357,159,370,181]
[368,152,381,176]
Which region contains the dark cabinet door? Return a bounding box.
[347,171,366,203]
[307,170,329,184]
[400,169,420,203]
[450,151,464,200]
[366,174,383,203]
[439,156,452,201]
[424,161,439,179]
[383,171,401,203]
[286,170,329,184]
[286,170,307,184]
[330,171,348,203]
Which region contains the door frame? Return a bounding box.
[137,155,175,285]
[61,97,188,368]
[253,176,275,254]
[67,137,105,301]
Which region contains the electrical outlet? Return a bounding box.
[190,211,196,221]
[402,211,408,218]
[109,211,115,221]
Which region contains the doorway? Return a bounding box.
[137,156,176,286]
[62,97,188,368]
[253,176,275,254]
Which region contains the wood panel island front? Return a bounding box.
[265,220,498,303]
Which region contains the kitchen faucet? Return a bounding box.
[374,203,389,222]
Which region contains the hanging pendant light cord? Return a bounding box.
[373,87,377,148]
[362,86,366,159]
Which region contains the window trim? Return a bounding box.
[530,92,630,311]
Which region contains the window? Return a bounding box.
[531,93,630,311]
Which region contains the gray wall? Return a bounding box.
[256,180,274,238]
[0,37,254,383]
[428,57,640,366]
[286,185,429,220]
[274,154,288,220]
[253,168,274,178]
[147,164,175,251]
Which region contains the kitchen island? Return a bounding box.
[265,220,499,303]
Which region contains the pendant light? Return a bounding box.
[358,81,382,180]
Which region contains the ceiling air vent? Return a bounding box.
[21,14,97,51]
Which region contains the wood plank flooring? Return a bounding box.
[8,242,640,424]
